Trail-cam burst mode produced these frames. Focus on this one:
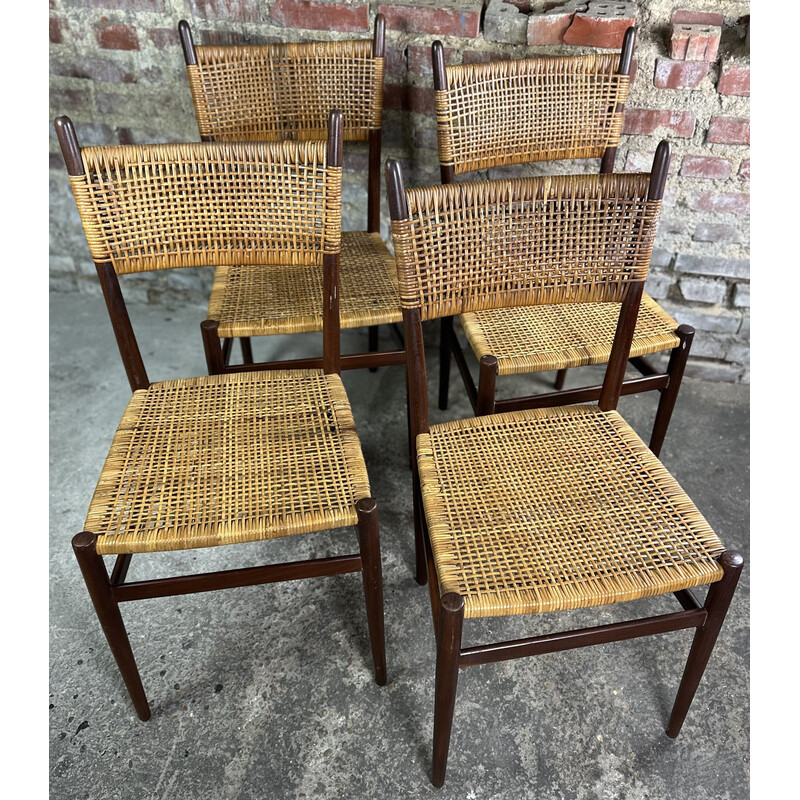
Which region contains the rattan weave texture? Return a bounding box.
[417,404,725,618]
[391,174,660,320]
[69,141,341,275]
[85,371,371,555]
[461,294,681,375]
[187,40,383,142]
[436,55,629,175]
[208,231,402,337]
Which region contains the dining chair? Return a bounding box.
[386,146,742,787]
[432,30,693,456]
[54,109,386,721]
[178,15,404,375]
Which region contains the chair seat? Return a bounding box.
[208,231,402,338]
[85,371,371,555]
[460,294,681,376]
[417,404,725,619]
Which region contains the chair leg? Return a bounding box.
[412,476,428,586]
[666,550,743,738]
[72,533,152,721]
[477,355,498,416]
[432,593,465,788]
[368,326,379,373]
[554,368,567,390]
[240,337,254,365]
[356,498,387,686]
[201,320,226,375]
[649,325,695,457]
[438,317,453,410]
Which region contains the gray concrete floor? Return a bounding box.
[50,290,749,799]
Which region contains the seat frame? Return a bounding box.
[432,30,693,457]
[55,111,387,722]
[385,150,742,787]
[178,15,406,375]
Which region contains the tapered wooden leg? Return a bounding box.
[554,368,567,390]
[368,326,379,373]
[240,337,254,365]
[477,355,498,416]
[666,550,743,737]
[432,593,464,788]
[438,317,453,410]
[649,325,695,457]
[412,475,428,586]
[72,533,151,721]
[356,498,387,686]
[201,320,226,375]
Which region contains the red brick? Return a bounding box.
[671,9,724,26]
[624,149,676,174]
[527,7,576,46]
[377,2,482,38]
[148,28,177,49]
[718,64,750,96]
[562,2,635,48]
[383,84,436,114]
[407,45,433,77]
[96,23,140,51]
[692,192,750,216]
[670,23,720,61]
[622,108,695,138]
[692,223,741,243]
[73,0,166,9]
[708,116,749,145]
[272,0,369,31]
[739,159,750,180]
[653,58,708,89]
[680,156,731,179]
[186,0,262,21]
[51,16,66,44]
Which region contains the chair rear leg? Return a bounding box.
[438,317,453,410]
[356,498,387,686]
[666,550,743,737]
[72,533,151,721]
[240,337,254,365]
[413,476,428,586]
[432,592,465,788]
[554,368,567,390]
[368,326,379,373]
[649,325,695,457]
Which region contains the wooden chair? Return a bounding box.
[432,31,693,456]
[385,147,742,787]
[54,110,386,721]
[178,16,404,375]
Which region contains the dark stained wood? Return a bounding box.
[322,252,341,375]
[208,350,406,373]
[368,129,382,233]
[372,13,385,58]
[356,497,387,686]
[54,116,84,176]
[554,368,567,390]
[619,26,636,75]
[239,337,254,365]
[438,317,454,410]
[110,554,132,586]
[178,19,197,66]
[649,140,672,201]
[476,355,498,416]
[674,588,702,611]
[201,319,226,375]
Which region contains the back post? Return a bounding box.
[323,109,345,375]
[53,116,150,392]
[600,25,636,174]
[368,14,385,232]
[431,41,455,185]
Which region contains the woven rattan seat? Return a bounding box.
[419,404,724,619]
[461,294,680,377]
[87,371,370,555]
[208,231,401,338]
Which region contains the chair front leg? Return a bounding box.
[201,319,226,375]
[356,498,387,686]
[432,592,465,788]
[667,550,743,737]
[72,533,151,721]
[239,337,254,365]
[477,355,498,416]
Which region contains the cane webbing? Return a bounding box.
[86,371,371,555]
[461,294,681,376]
[187,40,383,142]
[208,231,402,337]
[391,174,660,321]
[437,55,629,174]
[69,141,341,275]
[417,405,725,619]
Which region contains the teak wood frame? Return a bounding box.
[432,30,694,457]
[55,111,386,721]
[179,15,405,376]
[385,149,742,788]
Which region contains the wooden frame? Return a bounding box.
[55,111,387,720]
[432,29,693,457]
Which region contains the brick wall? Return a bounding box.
[49,0,750,382]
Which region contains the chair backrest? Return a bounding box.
[54,111,345,389]
[432,28,635,181]
[386,141,670,428]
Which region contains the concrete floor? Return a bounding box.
[49,290,749,799]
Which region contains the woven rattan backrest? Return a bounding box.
[186,40,383,143]
[66,140,342,276]
[435,52,630,175]
[390,172,660,322]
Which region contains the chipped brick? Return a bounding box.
[562,1,635,49]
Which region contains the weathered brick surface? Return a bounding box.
[678,277,726,304]
[732,283,750,308]
[680,156,731,179]
[692,192,750,216]
[738,159,750,180]
[72,0,166,9]
[675,254,749,279]
[692,223,741,244]
[622,109,695,137]
[377,2,483,38]
[653,58,708,89]
[50,17,65,44]
[383,85,436,114]
[671,10,724,26]
[644,272,671,299]
[51,57,134,84]
[485,0,528,45]
[670,23,720,61]
[96,23,140,51]
[717,64,750,96]
[562,2,636,49]
[187,0,262,22]
[708,116,750,145]
[271,0,369,31]
[527,1,583,46]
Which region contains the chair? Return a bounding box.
[432,31,693,456]
[385,147,742,787]
[54,110,386,721]
[178,15,404,375]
